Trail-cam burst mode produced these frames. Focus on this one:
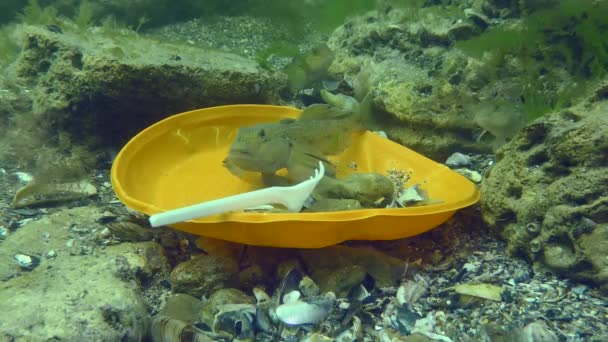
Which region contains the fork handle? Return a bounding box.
[149,187,286,227]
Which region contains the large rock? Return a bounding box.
[480,100,608,288]
[34,0,231,28]
[327,7,487,160]
[299,245,405,292]
[169,254,239,298]
[0,207,170,340]
[11,25,285,146]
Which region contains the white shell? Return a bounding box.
[282,290,301,304]
[14,172,34,182]
[276,301,329,325]
[445,152,471,167]
[14,254,33,267]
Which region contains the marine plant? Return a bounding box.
[457,0,608,121]
[18,0,58,26]
[73,0,94,30]
[0,25,20,66]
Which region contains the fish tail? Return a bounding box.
[356,92,375,130]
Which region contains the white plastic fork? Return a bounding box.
[149,162,325,227]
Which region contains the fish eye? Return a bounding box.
[258,129,266,140]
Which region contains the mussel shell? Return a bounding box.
[277,268,304,303]
[150,315,213,342]
[106,220,154,242]
[212,304,256,339]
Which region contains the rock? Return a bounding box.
[196,236,298,289]
[517,321,559,342]
[11,26,285,147]
[380,329,435,341]
[238,263,266,290]
[158,293,203,324]
[578,224,608,288]
[169,254,239,298]
[314,265,367,298]
[299,245,404,292]
[327,7,487,160]
[195,237,245,259]
[314,172,394,207]
[306,198,363,212]
[199,288,256,328]
[0,207,168,340]
[480,102,608,287]
[454,168,482,183]
[445,152,472,167]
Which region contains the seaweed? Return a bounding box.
[0,26,20,66]
[456,0,608,78]
[73,0,95,30]
[457,0,608,120]
[135,15,149,33]
[309,0,377,33]
[18,0,58,26]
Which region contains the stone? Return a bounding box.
[169,254,239,298]
[327,7,488,160]
[299,245,404,291]
[0,208,168,340]
[480,101,608,287]
[11,26,285,146]
[158,293,203,324]
[199,288,256,327]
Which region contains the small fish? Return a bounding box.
[224,95,373,183]
[473,100,527,150]
[284,44,335,93]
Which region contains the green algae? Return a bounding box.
[0,26,19,66]
[457,0,608,121]
[18,0,58,26]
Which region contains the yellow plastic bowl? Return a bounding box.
[111,105,479,248]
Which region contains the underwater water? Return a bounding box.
[1,0,607,340]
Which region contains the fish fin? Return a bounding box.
[261,173,291,187]
[320,89,359,112]
[285,143,335,182]
[223,158,245,177]
[298,104,352,122]
[355,92,375,129]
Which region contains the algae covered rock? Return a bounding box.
[11,25,285,146]
[480,101,608,288]
[299,245,404,290]
[199,288,256,327]
[169,254,239,298]
[327,6,487,160]
[0,207,168,340]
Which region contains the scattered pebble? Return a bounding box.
[46,250,57,259]
[454,168,482,183]
[13,253,40,270]
[13,172,33,183]
[445,152,471,167]
[373,130,388,139]
[395,184,428,206]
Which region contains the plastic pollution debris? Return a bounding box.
[149,162,325,227]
